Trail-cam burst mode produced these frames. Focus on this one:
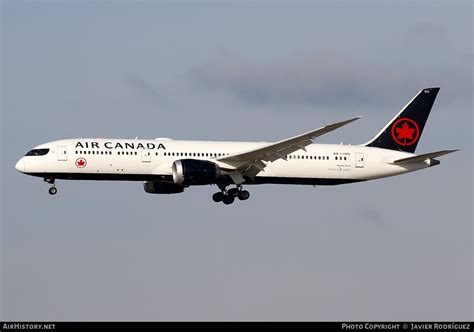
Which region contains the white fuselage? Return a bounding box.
[15,138,431,185]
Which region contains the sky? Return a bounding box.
[1,0,472,321]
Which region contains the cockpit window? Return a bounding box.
[25,148,49,156]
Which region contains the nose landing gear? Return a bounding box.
[44,177,57,195]
[48,186,57,195]
[212,184,250,205]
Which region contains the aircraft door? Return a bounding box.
[355,153,364,168]
[57,146,67,161]
[141,149,151,162]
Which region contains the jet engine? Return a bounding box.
[172,159,221,186]
[143,181,185,194]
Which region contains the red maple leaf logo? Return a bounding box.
[391,118,420,147]
[395,122,415,141]
[76,158,87,168]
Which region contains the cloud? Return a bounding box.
[190,52,471,108]
[357,207,391,230]
[125,73,162,102]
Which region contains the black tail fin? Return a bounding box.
[365,87,440,153]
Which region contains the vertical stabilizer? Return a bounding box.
[365,87,439,153]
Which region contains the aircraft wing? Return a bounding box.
[216,117,361,181]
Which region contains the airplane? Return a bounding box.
[15,87,457,205]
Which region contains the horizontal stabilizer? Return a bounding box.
[391,149,459,164]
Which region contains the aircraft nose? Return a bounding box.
[15,158,25,173]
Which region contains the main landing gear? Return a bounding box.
[212,184,250,205]
[44,177,57,195]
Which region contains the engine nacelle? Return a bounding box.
[172,159,221,186]
[143,181,185,194]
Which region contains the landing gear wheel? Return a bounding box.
[212,192,224,202]
[227,188,239,197]
[222,195,235,205]
[237,190,250,201]
[48,187,57,195]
